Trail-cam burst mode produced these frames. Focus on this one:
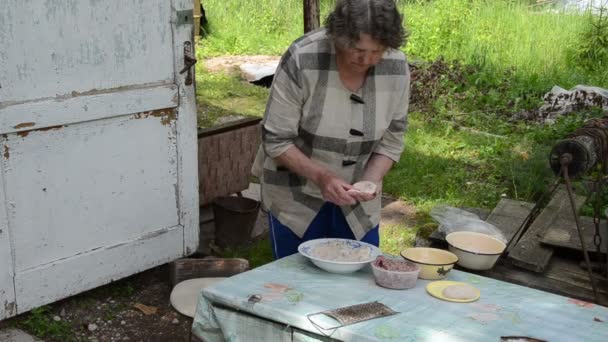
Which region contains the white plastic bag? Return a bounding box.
[430,205,506,243]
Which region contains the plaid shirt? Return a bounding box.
[252,29,410,239]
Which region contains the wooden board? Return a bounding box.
[198,118,262,206]
[486,199,535,250]
[541,216,607,254]
[470,256,608,307]
[508,186,586,273]
[168,258,249,286]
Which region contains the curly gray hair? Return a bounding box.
[325,0,407,50]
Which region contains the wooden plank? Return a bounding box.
[472,256,608,306]
[4,114,180,272]
[172,0,200,256]
[0,84,179,135]
[198,122,261,206]
[545,257,608,294]
[0,135,17,319]
[541,216,607,253]
[486,199,535,249]
[168,258,249,286]
[0,0,174,104]
[508,186,586,273]
[15,225,185,314]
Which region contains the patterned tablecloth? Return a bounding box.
[192,254,608,341]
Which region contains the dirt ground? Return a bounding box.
[203,55,280,73]
[0,265,193,342]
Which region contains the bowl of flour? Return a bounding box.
[298,238,381,273]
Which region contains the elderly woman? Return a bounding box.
[252,0,410,259]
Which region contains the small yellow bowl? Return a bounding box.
[400,247,459,280]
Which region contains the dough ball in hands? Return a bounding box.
[353,181,377,195]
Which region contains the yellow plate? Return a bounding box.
[426,281,480,303]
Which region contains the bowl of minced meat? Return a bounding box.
[371,255,421,289]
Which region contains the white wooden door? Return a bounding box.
[0,0,199,319]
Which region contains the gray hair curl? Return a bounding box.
[325,0,407,50]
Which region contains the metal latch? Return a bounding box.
[179,41,197,86]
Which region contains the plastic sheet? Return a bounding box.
[430,205,507,243]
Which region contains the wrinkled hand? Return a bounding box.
[316,171,357,206]
[346,189,376,202]
[346,181,378,202]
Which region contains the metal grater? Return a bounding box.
[307,301,398,333]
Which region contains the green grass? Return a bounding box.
[220,238,275,269]
[198,0,335,56]
[195,64,269,127]
[381,223,417,256]
[200,0,606,88]
[386,113,540,211]
[405,0,599,86]
[16,306,72,341]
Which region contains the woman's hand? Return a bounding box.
[347,181,378,202]
[316,171,357,206]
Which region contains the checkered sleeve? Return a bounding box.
[262,47,305,158]
[373,64,410,162]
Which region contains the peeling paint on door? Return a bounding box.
[16,125,65,138]
[3,301,16,315]
[13,122,35,130]
[133,109,177,126]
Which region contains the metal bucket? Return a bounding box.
[212,196,260,248]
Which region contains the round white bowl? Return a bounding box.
[298,238,381,274]
[446,231,506,271]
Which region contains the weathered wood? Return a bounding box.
[169,258,250,286]
[541,216,607,253]
[16,225,184,314]
[173,0,200,256]
[508,186,586,273]
[0,1,175,104]
[0,152,16,319]
[0,84,179,135]
[303,0,320,33]
[198,118,262,206]
[486,199,535,249]
[471,256,608,306]
[6,113,180,272]
[544,257,608,294]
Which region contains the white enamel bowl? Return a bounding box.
[298,238,381,274]
[446,231,506,271]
